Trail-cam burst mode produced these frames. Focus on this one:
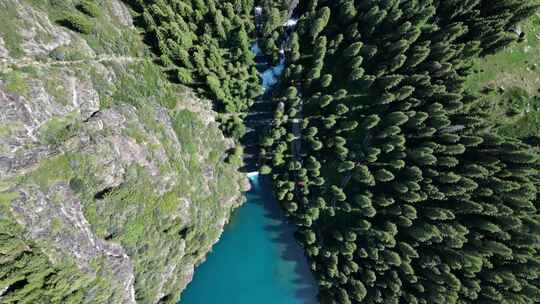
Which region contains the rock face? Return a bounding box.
[286,0,300,19]
[0,1,245,303]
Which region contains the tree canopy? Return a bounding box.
[261,1,540,303]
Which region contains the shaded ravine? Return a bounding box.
[178,174,317,304]
[240,5,297,172]
[179,5,318,304]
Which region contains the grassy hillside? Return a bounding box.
[467,6,540,138]
[0,1,246,303]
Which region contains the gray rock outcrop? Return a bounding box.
[0,1,246,303]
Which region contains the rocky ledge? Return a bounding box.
[0,0,246,303]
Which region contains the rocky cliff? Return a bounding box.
[0,1,247,303]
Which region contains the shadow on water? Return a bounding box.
[250,176,319,304]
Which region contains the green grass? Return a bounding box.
[23,154,73,190]
[467,12,540,94]
[0,2,24,58]
[0,1,243,302]
[1,2,244,301]
[43,73,71,106]
[111,60,179,109]
[1,0,144,58]
[84,22,144,56]
[172,110,202,155]
[0,191,20,209]
[25,0,146,57]
[58,11,96,34]
[48,44,91,61]
[466,8,540,137]
[1,71,30,96]
[37,111,79,145]
[77,0,101,18]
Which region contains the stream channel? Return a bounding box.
[179,6,318,304]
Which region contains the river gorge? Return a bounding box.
[179,175,317,303]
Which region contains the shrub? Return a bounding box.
[77,0,101,17]
[59,12,94,34]
[260,165,272,175]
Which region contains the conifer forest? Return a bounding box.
[136,0,540,304]
[260,1,540,303]
[114,0,540,303]
[2,0,540,303]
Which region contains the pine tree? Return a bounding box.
[261,1,540,303]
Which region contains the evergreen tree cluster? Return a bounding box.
[133,0,262,138]
[59,0,102,34]
[0,218,104,303]
[261,0,540,303]
[257,0,296,63]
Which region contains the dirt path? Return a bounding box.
[0,55,142,70]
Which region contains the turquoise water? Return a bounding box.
[179,175,318,304]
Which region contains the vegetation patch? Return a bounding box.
[476,87,540,138]
[37,111,80,145]
[0,152,116,303]
[1,71,30,96]
[260,1,540,303]
[77,0,101,18]
[58,11,95,34]
[111,60,178,109]
[48,44,91,61]
[127,0,262,138]
[28,0,145,56]
[0,1,246,303]
[43,73,72,106]
[0,2,24,58]
[467,3,540,136]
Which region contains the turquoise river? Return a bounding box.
[179,175,318,304]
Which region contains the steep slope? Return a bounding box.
[261,1,540,303]
[0,1,246,303]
